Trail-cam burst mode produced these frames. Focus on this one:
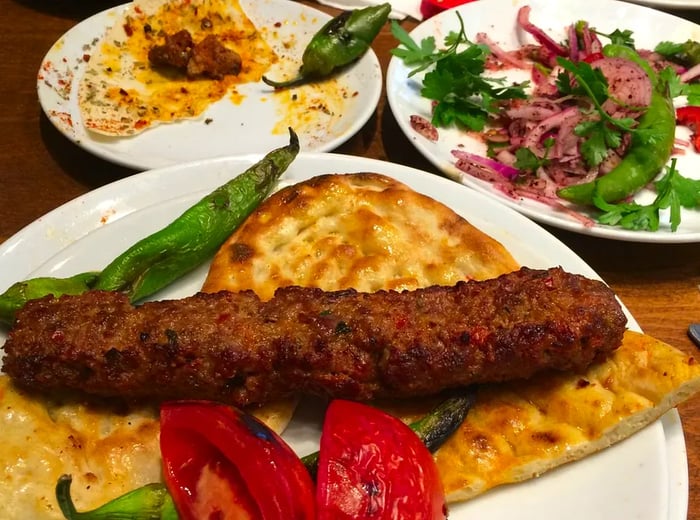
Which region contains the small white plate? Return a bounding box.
[36,0,382,170]
[0,150,687,519]
[386,0,700,242]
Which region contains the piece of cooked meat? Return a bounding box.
[148,30,194,70]
[1,267,626,407]
[148,30,241,79]
[187,34,241,79]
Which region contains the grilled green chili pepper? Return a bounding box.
[0,272,98,327]
[556,47,675,205]
[93,128,299,301]
[0,130,299,325]
[301,388,476,479]
[262,3,391,89]
[56,475,179,520]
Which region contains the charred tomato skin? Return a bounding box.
[316,399,447,519]
[160,400,315,520]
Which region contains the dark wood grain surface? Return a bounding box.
[1,0,699,516]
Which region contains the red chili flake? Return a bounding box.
[576,378,591,389]
[82,54,91,62]
[395,316,408,330]
[274,21,282,27]
[181,87,189,94]
[51,330,65,343]
[134,119,148,129]
[123,23,134,37]
[119,88,129,96]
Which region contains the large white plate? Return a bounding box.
[36,0,382,170]
[0,150,687,518]
[386,0,700,243]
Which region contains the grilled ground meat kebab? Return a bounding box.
[2,267,626,406]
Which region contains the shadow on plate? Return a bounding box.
[39,113,134,189]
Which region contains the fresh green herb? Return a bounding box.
[592,159,700,231]
[556,57,662,167]
[390,13,528,131]
[514,137,555,173]
[592,27,635,48]
[654,39,700,68]
[658,66,700,105]
[593,195,660,231]
[390,15,469,76]
[654,40,686,56]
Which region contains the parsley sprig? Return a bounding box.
[593,159,700,231]
[390,15,528,131]
[555,58,646,167]
[390,14,470,77]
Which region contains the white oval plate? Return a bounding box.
[0,149,687,519]
[386,0,700,243]
[36,0,382,170]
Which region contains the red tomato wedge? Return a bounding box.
[316,400,447,520]
[160,400,315,520]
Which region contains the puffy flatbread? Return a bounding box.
[79,0,276,136]
[427,330,700,502]
[0,377,161,518]
[203,172,519,298]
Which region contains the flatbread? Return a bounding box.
[203,172,519,298]
[434,329,700,501]
[78,0,276,136]
[0,377,161,518]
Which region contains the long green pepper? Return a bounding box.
[56,475,178,520]
[557,45,676,205]
[0,129,299,325]
[94,128,299,300]
[262,3,391,89]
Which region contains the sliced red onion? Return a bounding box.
[517,6,568,58]
[680,63,700,83]
[452,149,520,180]
[476,32,530,69]
[567,24,580,62]
[522,106,581,151]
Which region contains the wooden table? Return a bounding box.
[1,0,699,516]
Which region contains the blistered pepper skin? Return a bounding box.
[262,3,391,89]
